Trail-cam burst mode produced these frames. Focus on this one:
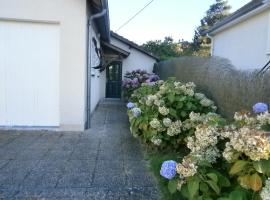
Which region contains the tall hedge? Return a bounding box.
[154,56,270,118]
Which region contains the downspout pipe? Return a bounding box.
[206,34,214,56]
[86,9,107,129]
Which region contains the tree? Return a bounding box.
[142,37,193,60]
[193,0,231,49]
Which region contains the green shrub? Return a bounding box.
[127,76,270,199]
[127,78,217,151]
[159,108,270,200]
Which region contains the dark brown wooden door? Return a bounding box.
[106,62,122,98]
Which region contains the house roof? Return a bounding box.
[207,0,270,35]
[110,31,159,61]
[101,41,130,58]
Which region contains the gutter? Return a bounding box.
[208,0,270,36]
[86,9,107,129]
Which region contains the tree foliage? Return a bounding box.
[142,37,193,61]
[141,0,232,59]
[193,0,231,49]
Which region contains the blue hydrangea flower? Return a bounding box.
[127,102,135,109]
[132,107,141,118]
[253,102,268,114]
[160,160,177,180]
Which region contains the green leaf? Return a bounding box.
[168,179,178,194]
[217,174,231,188]
[229,190,246,200]
[217,198,230,200]
[198,160,212,168]
[199,182,209,193]
[169,108,177,118]
[168,93,175,103]
[180,111,187,117]
[176,102,183,109]
[207,173,218,183]
[253,159,270,176]
[203,197,213,200]
[180,184,190,199]
[206,180,220,194]
[229,160,249,175]
[188,178,200,198]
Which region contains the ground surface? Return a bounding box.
[0,100,158,199]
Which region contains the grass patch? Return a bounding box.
[145,149,188,200]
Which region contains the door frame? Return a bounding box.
[106,61,122,98]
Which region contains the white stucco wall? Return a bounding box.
[110,37,157,78]
[89,24,106,113]
[212,10,270,70]
[0,0,88,131]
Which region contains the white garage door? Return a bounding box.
[0,21,60,127]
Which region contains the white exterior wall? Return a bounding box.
[0,0,88,131]
[89,24,106,113]
[110,37,157,78]
[212,10,270,70]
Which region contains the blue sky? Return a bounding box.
[108,0,250,44]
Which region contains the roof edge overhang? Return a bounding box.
[101,41,130,58]
[110,31,160,61]
[208,0,270,36]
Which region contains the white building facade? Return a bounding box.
[0,0,158,131]
[208,0,270,71]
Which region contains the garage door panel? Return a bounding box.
[0,21,60,127]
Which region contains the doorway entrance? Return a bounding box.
[106,62,122,98]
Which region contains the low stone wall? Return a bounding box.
[154,57,270,118]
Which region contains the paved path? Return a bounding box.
[0,100,158,199]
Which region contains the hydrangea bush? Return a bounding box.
[126,75,270,199]
[122,69,159,99]
[160,104,270,200]
[127,77,217,150]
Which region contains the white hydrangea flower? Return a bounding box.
[233,112,255,125]
[261,178,270,200]
[150,118,161,129]
[185,82,196,89]
[211,105,217,111]
[167,121,182,136]
[185,89,194,96]
[257,111,270,126]
[163,118,172,127]
[157,80,164,85]
[145,95,158,106]
[174,81,182,87]
[145,99,152,106]
[194,93,205,100]
[176,157,197,178]
[186,124,221,163]
[189,112,202,122]
[222,143,239,163]
[225,127,270,161]
[158,106,169,116]
[200,98,213,107]
[151,137,162,146]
